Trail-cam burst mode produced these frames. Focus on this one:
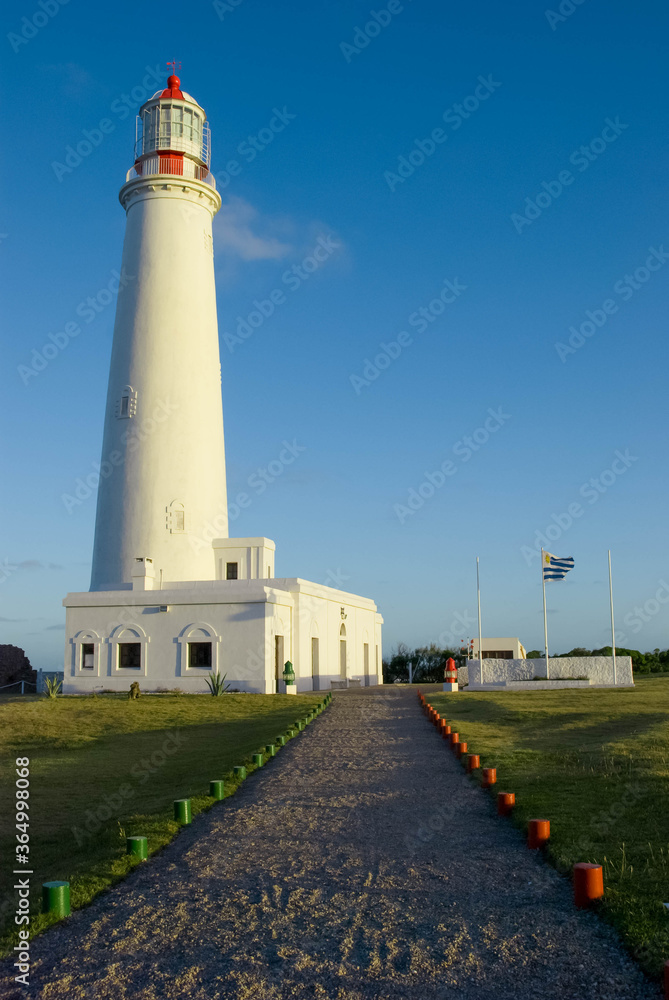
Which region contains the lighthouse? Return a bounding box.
[90,72,227,591]
[63,70,383,694]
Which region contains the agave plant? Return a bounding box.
[205,672,231,696]
[44,676,62,699]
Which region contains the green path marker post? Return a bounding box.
[173,799,192,824]
[233,766,247,780]
[265,744,276,757]
[42,881,70,917]
[209,780,225,800]
[253,753,264,767]
[126,836,148,860]
[276,736,286,746]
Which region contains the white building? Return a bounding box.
[470,638,527,659]
[63,73,383,694]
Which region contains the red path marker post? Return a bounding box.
[466,754,480,772]
[497,792,515,816]
[573,863,604,908]
[449,732,459,746]
[458,741,468,757]
[528,819,550,849]
[481,767,497,788]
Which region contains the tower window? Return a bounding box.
[82,643,94,669]
[226,562,238,580]
[167,501,185,533]
[116,386,137,419]
[118,643,141,669]
[188,642,212,668]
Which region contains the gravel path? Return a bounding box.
[1,687,660,999]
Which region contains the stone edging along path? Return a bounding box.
[1,687,660,999]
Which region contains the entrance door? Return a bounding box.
[275,635,284,693]
[311,637,319,691]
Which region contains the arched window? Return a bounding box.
[177,622,221,675]
[167,500,185,533]
[70,629,102,675]
[109,623,149,676]
[116,385,137,419]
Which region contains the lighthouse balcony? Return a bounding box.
[126,155,216,187]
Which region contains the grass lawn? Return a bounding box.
[426,675,669,981]
[0,691,324,953]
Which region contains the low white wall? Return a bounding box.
[468,656,633,688]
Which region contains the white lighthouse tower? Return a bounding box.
[63,70,383,694]
[90,71,227,591]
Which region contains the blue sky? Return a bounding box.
[2,0,668,668]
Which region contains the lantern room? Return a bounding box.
[130,73,211,182]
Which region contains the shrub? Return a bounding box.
[44,676,62,698]
[205,673,231,696]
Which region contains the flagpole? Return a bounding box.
[541,548,550,680]
[608,549,617,686]
[476,556,483,681]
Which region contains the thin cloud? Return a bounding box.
[43,63,101,103]
[44,624,66,631]
[16,561,63,572]
[213,197,292,261]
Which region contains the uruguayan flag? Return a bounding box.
[543,552,575,581]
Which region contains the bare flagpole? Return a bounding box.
[609,549,617,686]
[541,548,550,680]
[477,557,483,682]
